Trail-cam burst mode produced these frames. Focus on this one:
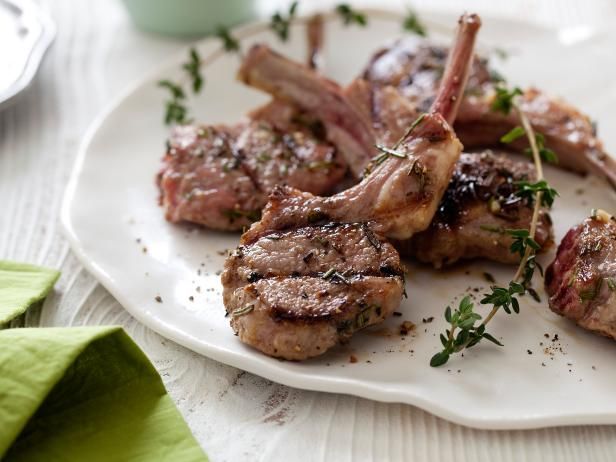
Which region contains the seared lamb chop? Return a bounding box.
[545,210,616,340]
[238,45,376,177]
[222,224,405,359]
[222,13,481,359]
[363,37,616,188]
[157,107,347,231]
[395,150,553,267]
[157,21,350,233]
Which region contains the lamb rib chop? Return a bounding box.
[395,150,553,267]
[545,210,616,340]
[222,13,482,360]
[363,37,616,189]
[157,108,347,231]
[238,45,376,177]
[157,24,348,231]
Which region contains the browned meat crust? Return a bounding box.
[222,223,404,359]
[363,38,616,188]
[545,212,616,340]
[157,106,347,231]
[395,151,553,267]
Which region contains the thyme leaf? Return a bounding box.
[361,223,381,251]
[515,180,559,208]
[506,229,541,258]
[270,1,299,42]
[215,25,240,53]
[222,208,261,223]
[231,305,254,317]
[523,132,558,164]
[183,47,204,93]
[335,4,367,27]
[158,80,189,125]
[500,126,525,144]
[491,86,522,115]
[429,296,502,367]
[402,9,427,36]
[375,144,407,158]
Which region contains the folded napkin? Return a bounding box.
[0,326,208,461]
[0,261,208,461]
[0,260,60,324]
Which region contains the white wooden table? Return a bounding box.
[3,0,616,460]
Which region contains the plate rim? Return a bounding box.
[60,8,613,430]
[0,0,56,109]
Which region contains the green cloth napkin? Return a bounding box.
[0,261,60,324]
[0,326,208,461]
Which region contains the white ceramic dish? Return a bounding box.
[0,0,55,110]
[62,10,616,429]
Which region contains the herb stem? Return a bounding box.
[431,90,557,365]
[511,105,543,282]
[482,105,544,323]
[482,104,544,327]
[481,305,499,326]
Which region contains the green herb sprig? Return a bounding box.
[515,180,559,207]
[335,4,367,27]
[431,85,560,367]
[159,4,431,125]
[158,47,205,125]
[158,80,189,125]
[270,1,299,41]
[183,48,204,93]
[215,26,241,53]
[402,9,427,36]
[430,296,503,367]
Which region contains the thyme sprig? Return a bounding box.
[160,3,431,125]
[402,8,427,36]
[158,80,189,125]
[183,48,204,92]
[270,1,299,41]
[215,25,241,53]
[515,180,558,207]
[158,47,204,124]
[430,85,560,367]
[335,4,367,27]
[430,296,502,367]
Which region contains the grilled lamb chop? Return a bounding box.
[157,107,347,231]
[238,45,376,177]
[222,224,405,359]
[363,37,616,188]
[222,13,482,359]
[395,150,553,267]
[545,210,616,340]
[157,22,348,231]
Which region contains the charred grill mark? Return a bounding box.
[242,267,402,283]
[259,277,400,324]
[227,221,404,328]
[436,152,534,225]
[247,271,263,283]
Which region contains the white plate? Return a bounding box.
[61,10,616,429]
[0,0,55,110]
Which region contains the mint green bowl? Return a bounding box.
[121,0,257,38]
